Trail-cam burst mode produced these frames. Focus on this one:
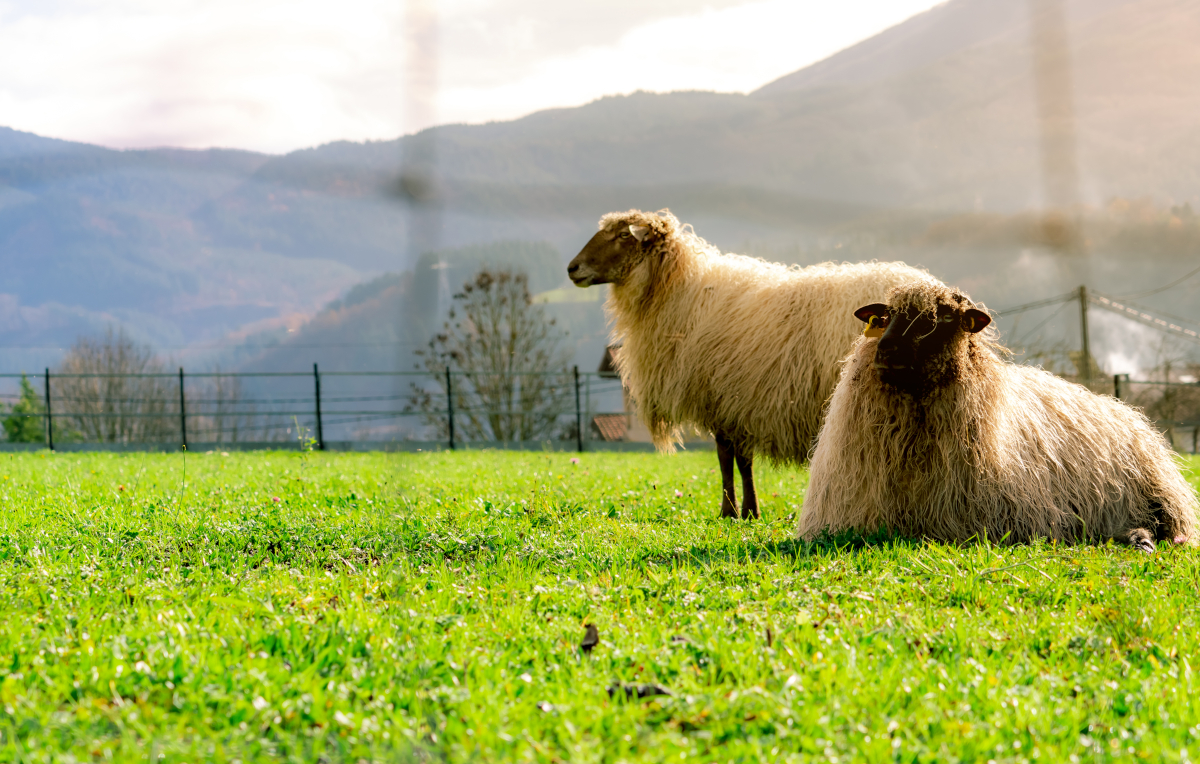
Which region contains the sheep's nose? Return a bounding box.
[567,263,580,274]
[874,338,903,365]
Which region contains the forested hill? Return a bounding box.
[2,0,1199,373]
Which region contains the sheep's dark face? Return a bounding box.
[856,297,991,395]
[568,222,652,287]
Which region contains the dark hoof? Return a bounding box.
[740,493,760,520]
[720,502,740,519]
[1129,528,1156,554]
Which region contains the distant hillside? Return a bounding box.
[0,127,365,372]
[756,0,1131,95]
[2,0,1199,375]
[228,0,1200,246]
[236,240,597,374]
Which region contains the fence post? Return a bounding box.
[44,368,53,451]
[446,366,455,450]
[1113,373,1121,400]
[574,366,583,453]
[313,363,325,451]
[178,367,187,451]
[1078,285,1092,385]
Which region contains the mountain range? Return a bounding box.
[1,0,1198,376]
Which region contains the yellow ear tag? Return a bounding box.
[967,316,976,332]
[863,315,885,338]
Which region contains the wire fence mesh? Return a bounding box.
[0,367,646,452]
[0,368,1196,453]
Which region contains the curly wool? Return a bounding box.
[797,282,1200,545]
[600,209,941,461]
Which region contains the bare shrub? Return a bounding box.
[54,328,177,443]
[408,268,572,442]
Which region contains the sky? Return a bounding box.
[0,0,944,154]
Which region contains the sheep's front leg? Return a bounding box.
[736,450,759,520]
[716,434,739,518]
[1125,527,1156,554]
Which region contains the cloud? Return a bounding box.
[0,0,410,151]
[436,0,946,126]
[0,0,942,153]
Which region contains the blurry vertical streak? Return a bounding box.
[1029,0,1086,268]
[398,0,441,439]
[1030,0,1093,378]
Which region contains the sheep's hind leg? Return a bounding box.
[735,450,759,521]
[716,434,739,519]
[1125,528,1156,554]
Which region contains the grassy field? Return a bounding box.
[0,449,1199,763]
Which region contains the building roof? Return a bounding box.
[592,413,628,442]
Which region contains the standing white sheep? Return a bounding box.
[567,208,940,519]
[797,281,1199,551]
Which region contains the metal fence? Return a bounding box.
[1115,376,1200,455]
[0,366,661,452]
[0,368,1196,453]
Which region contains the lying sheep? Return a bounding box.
[567,208,940,519]
[797,281,1199,551]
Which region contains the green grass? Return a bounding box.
[0,450,1199,763]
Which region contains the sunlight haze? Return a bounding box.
[0,0,944,152]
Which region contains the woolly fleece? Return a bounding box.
[797,281,1200,545]
[600,209,940,461]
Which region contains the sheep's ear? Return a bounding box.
[854,303,887,323]
[629,224,650,242]
[963,309,991,333]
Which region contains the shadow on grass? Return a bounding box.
[634,527,926,568]
[76,515,926,573]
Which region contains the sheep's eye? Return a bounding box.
[941,315,955,323]
[619,231,631,239]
